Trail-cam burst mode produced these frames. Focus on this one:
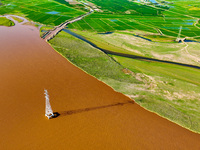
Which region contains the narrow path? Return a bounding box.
[194,19,200,29]
[183,42,200,63]
[0,15,28,25]
[42,9,93,41]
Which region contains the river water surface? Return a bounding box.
[0,18,200,150]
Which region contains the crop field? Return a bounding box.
[0,0,85,26]
[86,0,167,14]
[164,0,200,18]
[1,0,199,39]
[68,0,200,40]
[68,14,200,39]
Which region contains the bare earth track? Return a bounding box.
[42,10,93,41]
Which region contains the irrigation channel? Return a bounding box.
[63,29,200,70]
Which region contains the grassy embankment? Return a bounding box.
[49,31,140,84]
[40,26,54,37]
[11,16,23,23]
[0,17,14,26]
[71,29,200,66]
[49,30,200,133]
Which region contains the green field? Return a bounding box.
[1,0,199,40]
[87,0,168,14]
[67,0,200,40]
[113,55,200,133]
[0,0,85,26]
[11,16,23,23]
[49,31,200,133]
[0,17,14,26]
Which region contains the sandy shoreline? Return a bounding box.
[0,20,200,149]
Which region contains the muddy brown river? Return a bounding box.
[0,18,200,149]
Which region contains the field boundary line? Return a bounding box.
[83,19,96,31]
[100,19,115,30]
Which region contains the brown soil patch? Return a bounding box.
[22,21,36,27]
[65,0,80,5]
[0,23,200,150]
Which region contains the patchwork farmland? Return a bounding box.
[0,0,85,26]
[1,0,200,39]
[68,0,200,40]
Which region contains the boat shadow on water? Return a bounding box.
[52,112,60,118]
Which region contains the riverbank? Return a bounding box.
[49,30,200,133]
[1,15,200,149]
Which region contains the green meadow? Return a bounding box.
[0,17,14,26]
[11,16,23,23]
[69,29,200,66]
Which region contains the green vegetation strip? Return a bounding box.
[49,31,139,83]
[49,31,200,133]
[11,16,23,23]
[0,17,14,26]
